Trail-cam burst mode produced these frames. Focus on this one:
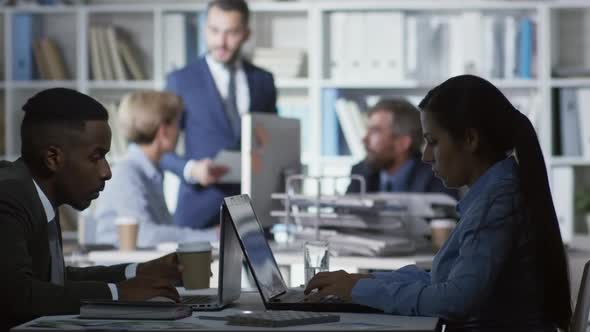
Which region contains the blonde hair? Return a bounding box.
[118,90,183,144]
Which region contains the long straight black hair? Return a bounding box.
[419,75,571,331]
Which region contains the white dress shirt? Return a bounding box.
[183,55,251,183]
[205,54,250,115]
[32,180,136,300]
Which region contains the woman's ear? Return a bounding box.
[464,128,480,153]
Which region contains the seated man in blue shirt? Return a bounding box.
[94,91,217,248]
[347,98,457,199]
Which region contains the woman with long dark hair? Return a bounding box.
[304,75,571,331]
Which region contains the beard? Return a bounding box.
[365,152,395,172]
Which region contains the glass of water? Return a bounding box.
[304,240,330,286]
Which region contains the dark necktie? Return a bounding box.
[384,179,394,192]
[224,63,241,147]
[47,215,65,285]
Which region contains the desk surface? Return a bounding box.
[12,291,440,331]
[84,248,434,271]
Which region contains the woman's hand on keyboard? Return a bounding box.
[303,270,372,303]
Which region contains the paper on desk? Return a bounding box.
[214,150,241,183]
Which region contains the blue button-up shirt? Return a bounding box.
[379,159,416,192]
[94,144,216,248]
[352,157,552,330]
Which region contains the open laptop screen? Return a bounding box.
[224,195,287,302]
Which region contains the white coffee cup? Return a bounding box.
[115,216,139,251]
[176,241,212,289]
[430,219,456,250]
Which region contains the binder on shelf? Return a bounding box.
[32,39,50,80]
[461,11,483,76]
[277,95,311,155]
[504,15,517,79]
[197,11,207,56]
[185,13,199,65]
[40,37,68,80]
[105,27,126,81]
[551,166,574,244]
[321,88,340,156]
[345,12,365,79]
[89,27,104,81]
[328,12,347,80]
[559,89,582,157]
[163,13,187,74]
[517,17,534,79]
[365,12,404,81]
[12,14,37,81]
[117,36,146,81]
[576,88,590,158]
[335,99,366,159]
[97,28,114,81]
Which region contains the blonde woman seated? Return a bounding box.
[94,91,217,248]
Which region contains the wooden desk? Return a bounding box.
[12,291,440,331]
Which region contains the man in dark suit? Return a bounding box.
[347,98,457,198]
[1,88,182,329]
[162,0,277,229]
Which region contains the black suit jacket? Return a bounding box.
[0,159,128,329]
[346,158,459,199]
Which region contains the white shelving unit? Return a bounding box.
[2,0,590,242]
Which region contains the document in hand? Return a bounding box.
[214,150,241,183]
[80,300,192,320]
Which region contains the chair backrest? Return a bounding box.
[572,259,590,332]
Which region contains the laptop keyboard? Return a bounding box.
[278,291,343,304]
[181,294,216,304]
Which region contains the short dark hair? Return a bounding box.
[419,75,571,330]
[21,88,109,166]
[207,0,250,25]
[369,98,423,157]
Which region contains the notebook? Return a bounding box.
[79,301,191,320]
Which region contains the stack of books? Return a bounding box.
[89,26,146,81]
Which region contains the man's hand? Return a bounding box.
[190,159,229,186]
[303,270,372,303]
[117,276,180,302]
[137,253,182,281]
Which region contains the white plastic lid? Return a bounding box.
[115,216,138,225]
[176,241,212,253]
[430,219,456,229]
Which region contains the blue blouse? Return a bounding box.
[351,157,553,330]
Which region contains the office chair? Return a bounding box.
[572,259,590,332]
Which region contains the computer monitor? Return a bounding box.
[241,113,301,228]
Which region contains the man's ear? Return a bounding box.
[243,26,251,42]
[396,135,412,154]
[44,145,63,173]
[464,128,480,153]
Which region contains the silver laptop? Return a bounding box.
[180,202,242,310]
[224,194,379,313]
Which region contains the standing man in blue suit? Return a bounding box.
[162,0,277,229]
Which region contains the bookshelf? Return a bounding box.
[3,0,590,242]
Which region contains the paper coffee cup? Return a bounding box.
[430,219,456,250]
[177,241,212,289]
[116,217,138,251]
